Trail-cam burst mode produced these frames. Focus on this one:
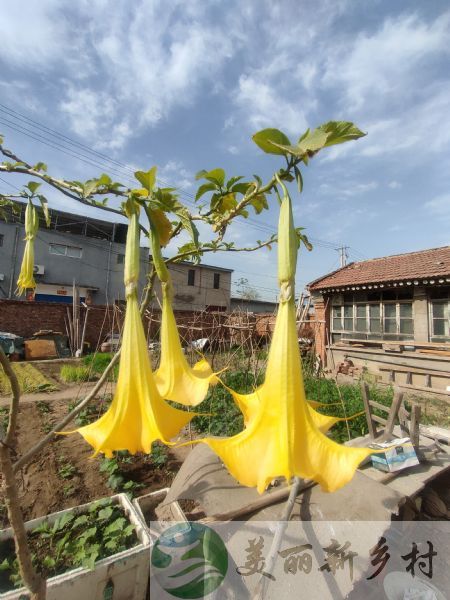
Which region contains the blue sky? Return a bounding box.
[1,0,449,301]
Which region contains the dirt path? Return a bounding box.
[0,381,117,407]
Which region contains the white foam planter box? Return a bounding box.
[133,487,186,533]
[0,493,150,600]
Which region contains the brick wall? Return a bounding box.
[0,299,230,350]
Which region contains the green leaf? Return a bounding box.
[252,128,291,155]
[52,512,74,533]
[297,128,329,153]
[79,526,97,542]
[98,507,114,520]
[195,182,217,201]
[231,182,251,195]
[217,192,237,214]
[134,167,157,192]
[83,179,99,198]
[172,202,200,256]
[26,181,41,195]
[294,167,303,193]
[97,173,112,186]
[73,515,89,528]
[0,558,10,571]
[37,195,51,227]
[226,175,243,190]
[82,545,100,570]
[195,169,208,180]
[42,556,56,569]
[318,120,366,147]
[204,168,225,186]
[33,162,47,172]
[250,193,268,214]
[148,208,172,246]
[104,518,127,536]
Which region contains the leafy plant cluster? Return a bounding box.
[0,499,138,592]
[67,396,112,427]
[99,453,143,496]
[303,375,395,443]
[60,354,117,384]
[0,363,56,395]
[193,370,263,436]
[83,353,118,380]
[60,365,93,384]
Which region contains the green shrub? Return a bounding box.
[303,375,394,443]
[82,353,118,380]
[192,370,262,437]
[60,365,92,383]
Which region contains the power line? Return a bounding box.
[1,104,361,273]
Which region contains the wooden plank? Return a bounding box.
[395,382,450,396]
[24,339,58,360]
[383,389,404,440]
[372,414,388,426]
[379,365,450,377]
[368,399,390,412]
[419,424,450,445]
[410,404,421,448]
[361,381,378,439]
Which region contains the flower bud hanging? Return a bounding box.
[16,201,39,296]
[64,199,193,457]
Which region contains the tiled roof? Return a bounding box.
[308,246,450,291]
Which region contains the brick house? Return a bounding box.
[307,246,450,392]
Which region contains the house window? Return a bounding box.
[187,269,195,286]
[0,234,3,247]
[213,273,220,289]
[331,291,414,341]
[49,243,82,258]
[117,253,124,264]
[431,300,449,340]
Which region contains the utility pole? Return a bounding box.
[336,246,349,268]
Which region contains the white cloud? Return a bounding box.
[425,194,450,218]
[318,180,378,197]
[0,0,67,68]
[234,74,308,136]
[158,160,193,191]
[388,181,402,190]
[324,13,450,110]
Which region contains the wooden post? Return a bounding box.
[361,381,377,439]
[382,388,404,441]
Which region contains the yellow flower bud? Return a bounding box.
[16,201,39,296]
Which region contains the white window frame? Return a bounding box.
[430,299,450,340]
[49,243,83,259]
[331,300,414,338]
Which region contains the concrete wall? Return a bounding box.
[0,221,232,310]
[152,263,232,311]
[328,345,450,391]
[0,220,147,304]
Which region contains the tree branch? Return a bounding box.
[0,349,20,446]
[0,347,46,599]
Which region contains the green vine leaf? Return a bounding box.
[195,182,217,201]
[134,167,157,192]
[252,128,291,155]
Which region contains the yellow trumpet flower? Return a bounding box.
[194,180,379,494]
[154,282,218,407]
[67,199,193,457]
[146,206,218,408]
[16,201,39,295]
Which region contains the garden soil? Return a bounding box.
[0,396,187,528]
